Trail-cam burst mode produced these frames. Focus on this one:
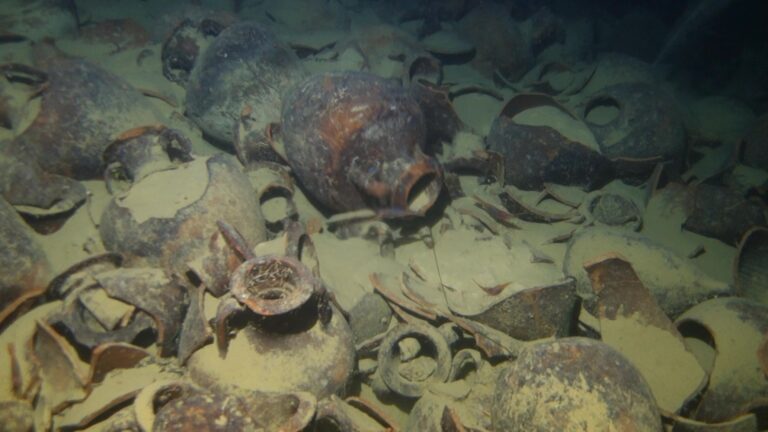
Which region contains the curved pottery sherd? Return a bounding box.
[682,183,766,246]
[491,337,662,431]
[32,321,91,413]
[185,21,306,145]
[676,297,768,423]
[487,93,613,191]
[670,413,758,432]
[315,396,395,431]
[582,82,685,165]
[585,255,707,413]
[450,86,506,136]
[99,154,267,296]
[496,187,578,223]
[460,278,578,341]
[54,267,188,357]
[564,227,731,318]
[55,346,179,430]
[734,227,768,305]
[281,71,443,215]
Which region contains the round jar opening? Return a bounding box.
[231,256,314,316]
[406,172,441,214]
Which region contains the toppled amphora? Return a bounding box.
[280,71,443,216]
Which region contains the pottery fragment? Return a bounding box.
[487,93,614,191]
[99,152,267,296]
[676,297,768,423]
[585,254,707,413]
[6,43,161,179]
[564,227,731,318]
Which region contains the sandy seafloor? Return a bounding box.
[1,0,768,430]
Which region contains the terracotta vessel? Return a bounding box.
[185,21,305,147]
[280,71,443,216]
[6,43,160,179]
[188,255,355,400]
[492,337,662,431]
[487,93,614,191]
[99,128,266,296]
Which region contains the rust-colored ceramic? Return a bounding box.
[281,71,443,215]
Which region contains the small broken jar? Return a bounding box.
[98,127,267,296]
[582,82,686,169]
[280,71,443,216]
[486,93,614,191]
[187,255,355,400]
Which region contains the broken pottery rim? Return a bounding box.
[230,255,316,316]
[390,152,443,216]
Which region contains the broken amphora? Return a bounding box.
[98,127,267,296]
